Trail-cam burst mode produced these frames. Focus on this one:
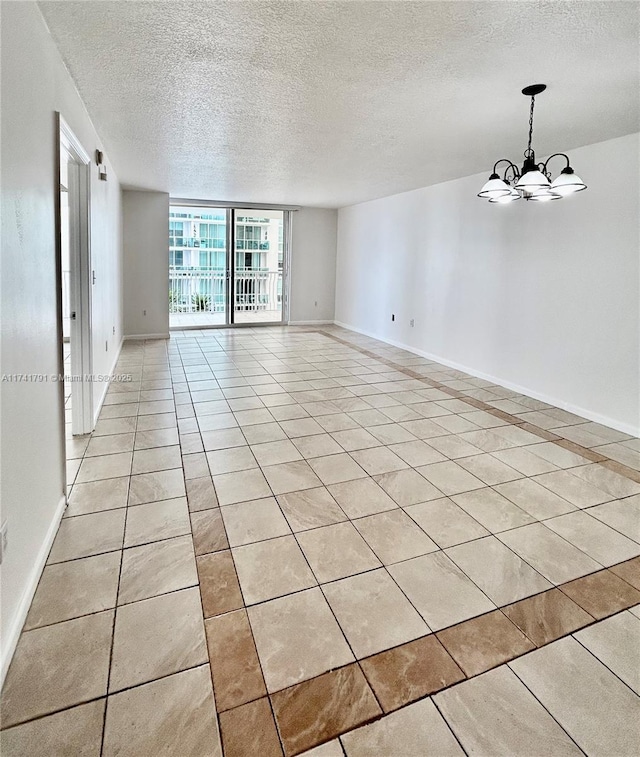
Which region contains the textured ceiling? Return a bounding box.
[39,1,639,208]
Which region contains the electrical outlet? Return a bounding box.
[112,326,115,335]
[410,319,415,327]
[391,314,395,322]
[314,301,318,307]
[0,520,8,564]
[105,340,108,351]
[143,310,147,316]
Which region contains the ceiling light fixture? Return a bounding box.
[478,84,587,204]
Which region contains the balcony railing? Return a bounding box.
[169,267,282,314]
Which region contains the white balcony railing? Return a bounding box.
[170,267,282,314]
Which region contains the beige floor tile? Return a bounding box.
[233,534,317,604]
[76,452,132,483]
[308,453,368,485]
[48,510,125,564]
[109,587,207,692]
[132,444,182,474]
[567,463,640,499]
[452,488,535,533]
[457,453,523,485]
[491,447,558,476]
[374,468,443,506]
[330,427,382,451]
[212,468,272,505]
[388,439,446,466]
[347,408,392,427]
[124,497,191,547]
[426,434,484,460]
[341,698,464,757]
[128,468,186,505]
[277,487,348,532]
[349,446,409,475]
[575,611,640,694]
[206,445,258,474]
[280,417,325,438]
[367,423,418,445]
[297,521,381,582]
[290,433,344,459]
[522,441,591,469]
[316,412,360,432]
[533,469,613,508]
[353,509,438,564]
[405,497,489,548]
[248,587,354,692]
[0,611,113,728]
[510,637,640,757]
[417,461,485,496]
[221,496,291,546]
[186,476,218,511]
[499,523,602,585]
[66,476,129,517]
[103,665,221,757]
[589,496,640,542]
[389,551,495,631]
[328,477,398,518]
[134,426,180,450]
[0,699,106,757]
[183,451,211,480]
[544,510,640,566]
[118,534,198,604]
[136,412,177,432]
[494,478,576,520]
[241,422,288,444]
[435,666,581,757]
[201,427,246,451]
[26,552,120,629]
[323,568,429,657]
[447,535,552,605]
[93,416,137,437]
[85,432,135,458]
[262,460,323,494]
[234,408,274,426]
[250,439,302,466]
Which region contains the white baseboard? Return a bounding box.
[123,333,170,340]
[333,320,639,438]
[288,319,334,326]
[1,494,67,688]
[93,337,124,426]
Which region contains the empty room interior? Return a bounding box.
[2,1,640,755]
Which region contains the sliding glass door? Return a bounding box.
[232,209,284,324]
[169,204,287,328]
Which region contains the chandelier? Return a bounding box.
[478,84,587,204]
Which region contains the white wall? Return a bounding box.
[290,208,338,323]
[336,134,640,435]
[0,1,124,681]
[123,191,170,338]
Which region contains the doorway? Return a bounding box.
[58,115,93,436]
[169,204,289,328]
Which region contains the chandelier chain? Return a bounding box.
[526,96,535,156]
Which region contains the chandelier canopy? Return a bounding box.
[478,84,587,204]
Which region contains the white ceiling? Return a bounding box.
[40,1,639,208]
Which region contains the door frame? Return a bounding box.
[169,199,295,329]
[57,113,94,436]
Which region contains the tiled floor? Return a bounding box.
[2,324,640,756]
